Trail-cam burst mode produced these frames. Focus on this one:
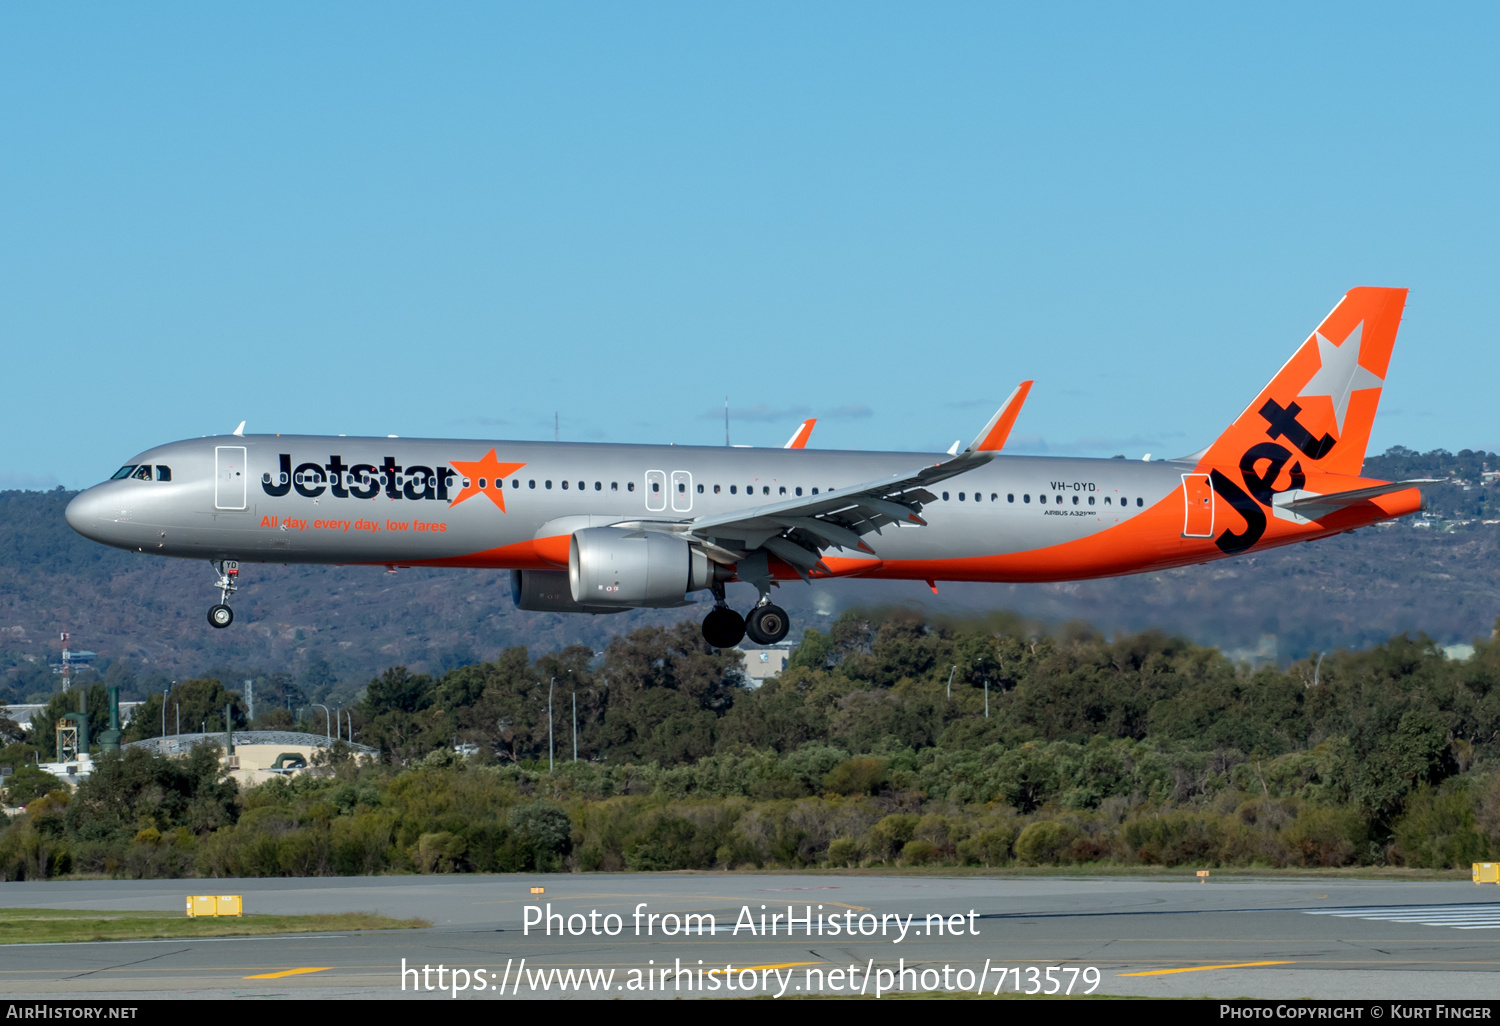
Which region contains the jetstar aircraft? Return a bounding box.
[66,287,1433,648]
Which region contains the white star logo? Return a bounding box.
[1297,321,1384,435]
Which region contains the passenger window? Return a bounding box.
[611,482,618,491]
[628,482,635,492]
[111,466,137,480]
[479,478,488,489]
[133,465,153,481]
[677,482,685,493]
[1071,495,1078,505]
[1023,494,1030,503]
[1088,496,1095,505]
[1055,495,1062,504]
[1136,497,1143,507]
[942,492,949,501]
[595,482,602,491]
[652,482,660,493]
[991,492,998,501]
[795,487,802,496]
[763,486,769,495]
[812,487,819,495]
[529,480,536,489]
[714,485,721,494]
[730,485,737,494]
[1105,496,1112,505]
[512,479,520,489]
[959,492,965,501]
[546,480,552,489]
[697,484,704,494]
[779,486,786,495]
[561,480,569,489]
[156,466,171,481]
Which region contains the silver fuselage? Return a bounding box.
[65,434,1196,582]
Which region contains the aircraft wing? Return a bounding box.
[680,383,1033,584]
[1272,479,1438,522]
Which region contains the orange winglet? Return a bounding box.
[973,381,1033,452]
[784,419,817,449]
[926,579,939,594]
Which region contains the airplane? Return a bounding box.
[65,287,1433,649]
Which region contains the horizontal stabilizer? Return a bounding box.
[1272,479,1438,522]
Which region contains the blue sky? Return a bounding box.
[3,4,1497,488]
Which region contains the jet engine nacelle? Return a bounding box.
[510,569,625,615]
[569,527,712,608]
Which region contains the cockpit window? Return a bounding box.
[155,466,171,482]
[132,465,153,481]
[110,466,137,480]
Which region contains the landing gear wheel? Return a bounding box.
[208,604,234,629]
[702,607,746,648]
[745,604,790,645]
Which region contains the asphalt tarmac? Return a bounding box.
[1,874,1498,1000]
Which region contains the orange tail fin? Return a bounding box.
[1198,286,1407,478]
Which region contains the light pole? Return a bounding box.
[161,689,168,739]
[572,689,577,763]
[548,677,555,772]
[312,704,331,741]
[947,665,956,699]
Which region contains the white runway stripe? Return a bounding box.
[1302,904,1500,929]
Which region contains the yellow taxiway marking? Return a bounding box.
[706,962,822,975]
[1120,961,1294,977]
[244,967,333,979]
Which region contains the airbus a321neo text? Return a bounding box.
[66,287,1432,648]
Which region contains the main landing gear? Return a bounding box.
[701,583,789,648]
[207,559,239,629]
[745,603,790,645]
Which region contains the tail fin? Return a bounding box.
[1198,286,1407,477]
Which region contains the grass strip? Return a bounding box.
[0,907,429,944]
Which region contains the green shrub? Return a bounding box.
[901,839,941,865]
[1014,819,1081,865]
[826,837,859,867]
[822,757,888,796]
[866,814,919,862]
[957,826,1017,866]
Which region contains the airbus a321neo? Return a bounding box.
[66,287,1432,648]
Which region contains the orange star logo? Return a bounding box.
[448,449,527,512]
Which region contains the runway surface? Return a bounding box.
[1,874,1498,999]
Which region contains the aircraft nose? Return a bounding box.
[65,487,112,540]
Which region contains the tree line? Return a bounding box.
[3,608,1499,878]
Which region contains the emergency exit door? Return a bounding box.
[671,470,693,513]
[215,446,247,510]
[1181,473,1214,538]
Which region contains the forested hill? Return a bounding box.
[1,446,1498,706]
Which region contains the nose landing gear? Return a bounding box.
[207,560,239,629]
